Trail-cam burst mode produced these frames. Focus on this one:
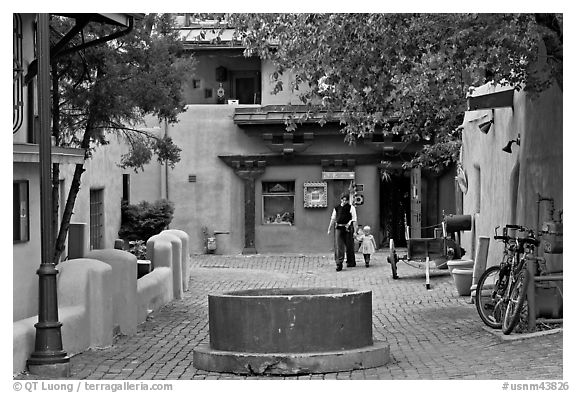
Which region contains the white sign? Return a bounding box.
[322,171,355,180]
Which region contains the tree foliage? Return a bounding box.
[53,13,192,164]
[227,13,562,172]
[50,14,193,262]
[118,199,175,242]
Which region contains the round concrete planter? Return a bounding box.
[193,287,390,375]
[452,269,473,296]
[447,258,474,274]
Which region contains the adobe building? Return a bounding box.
[13,13,137,321]
[129,17,460,255]
[460,81,563,272]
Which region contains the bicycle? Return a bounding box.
[475,225,540,334]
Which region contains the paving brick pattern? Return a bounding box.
[21,253,563,380]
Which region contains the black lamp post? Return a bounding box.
[26,13,70,377]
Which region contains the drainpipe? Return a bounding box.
[164,121,169,202]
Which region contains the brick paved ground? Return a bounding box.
[17,252,563,380]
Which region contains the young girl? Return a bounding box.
[358,226,377,267]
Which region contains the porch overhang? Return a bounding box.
[467,89,514,111]
[233,105,343,126]
[232,105,419,155]
[13,143,85,165]
[218,153,409,169]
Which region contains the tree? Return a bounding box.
[227,13,562,172]
[50,14,194,262]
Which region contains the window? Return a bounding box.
[90,188,104,249]
[122,174,130,203]
[13,180,29,242]
[262,181,295,225]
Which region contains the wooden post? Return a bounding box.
[235,167,265,254]
[425,257,431,290]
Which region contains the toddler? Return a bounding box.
[358,225,377,267]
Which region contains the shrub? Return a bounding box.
[118,199,175,242]
[128,240,147,260]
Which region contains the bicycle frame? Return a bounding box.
[500,226,539,334]
[498,229,535,299]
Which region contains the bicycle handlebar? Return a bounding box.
[493,225,539,247]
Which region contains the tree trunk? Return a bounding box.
[53,121,92,263]
[53,162,86,263]
[50,62,64,263]
[51,163,60,260]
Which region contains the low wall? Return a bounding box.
[14,229,191,375]
[136,267,173,323]
[13,259,113,374]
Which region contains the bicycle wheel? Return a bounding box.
[502,269,530,335]
[475,265,507,329]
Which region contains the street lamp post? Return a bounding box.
[26,13,70,378]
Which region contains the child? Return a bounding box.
[358,226,377,267]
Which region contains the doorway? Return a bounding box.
[231,70,261,104]
[379,174,410,248]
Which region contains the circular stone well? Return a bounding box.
[193,287,390,375]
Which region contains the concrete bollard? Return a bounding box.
[85,249,138,335]
[162,229,190,291]
[58,258,114,351]
[146,236,174,295]
[150,233,183,300]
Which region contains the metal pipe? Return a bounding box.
[26,15,134,84]
[165,121,169,202]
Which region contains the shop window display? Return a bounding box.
[262,181,295,225]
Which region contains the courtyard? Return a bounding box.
[49,252,563,381]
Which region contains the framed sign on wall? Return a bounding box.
[303,182,327,208]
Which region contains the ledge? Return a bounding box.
[193,341,390,375]
[13,143,85,164]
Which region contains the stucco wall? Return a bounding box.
[13,163,41,320]
[461,82,562,268]
[59,137,129,250]
[129,105,383,254]
[14,138,130,320]
[131,106,246,254]
[260,60,311,106]
[255,164,380,253]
